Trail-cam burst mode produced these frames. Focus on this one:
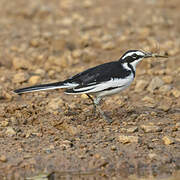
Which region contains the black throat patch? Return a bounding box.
[127,63,135,77]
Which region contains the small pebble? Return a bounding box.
[28,75,41,85]
[81,94,89,99]
[111,145,117,151]
[175,123,180,128]
[159,85,172,93]
[126,126,138,133]
[158,100,172,112]
[162,76,173,84]
[0,155,7,162]
[0,121,9,127]
[13,72,29,83]
[141,124,162,133]
[12,57,31,70]
[30,39,39,47]
[135,80,148,92]
[118,135,139,144]
[102,42,115,50]
[34,69,46,76]
[72,49,83,58]
[171,88,180,98]
[148,153,157,159]
[47,97,63,112]
[147,77,164,92]
[162,136,174,145]
[5,127,16,136]
[142,96,155,104]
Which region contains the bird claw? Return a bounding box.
[102,114,113,124]
[96,106,113,123]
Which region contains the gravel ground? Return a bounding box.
[0,0,180,179]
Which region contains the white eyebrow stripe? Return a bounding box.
[122,52,135,59]
[122,51,144,59]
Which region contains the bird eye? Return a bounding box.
[132,54,138,59]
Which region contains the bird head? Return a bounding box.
[120,50,167,70]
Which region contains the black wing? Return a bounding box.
[65,61,131,93]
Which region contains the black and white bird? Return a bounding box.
[14,50,167,123]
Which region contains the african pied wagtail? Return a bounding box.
[14,50,167,123]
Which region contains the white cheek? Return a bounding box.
[131,58,143,68]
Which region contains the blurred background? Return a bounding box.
[0,0,179,179]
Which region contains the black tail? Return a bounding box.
[14,81,65,94]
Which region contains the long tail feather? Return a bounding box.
[14,81,68,94]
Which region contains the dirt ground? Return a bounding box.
[0,0,180,179]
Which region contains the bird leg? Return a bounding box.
[86,94,113,123]
[86,94,97,114]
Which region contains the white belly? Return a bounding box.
[95,75,134,97]
[95,83,131,97]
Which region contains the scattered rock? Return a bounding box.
[158,100,172,111]
[58,122,79,136]
[47,97,64,112]
[48,70,56,77]
[81,94,88,99]
[137,113,149,121]
[72,49,83,58]
[171,88,180,98]
[72,13,85,24]
[111,145,117,151]
[28,75,41,85]
[0,120,9,127]
[148,153,157,160]
[12,57,31,70]
[83,0,93,8]
[162,136,175,145]
[3,91,13,100]
[0,155,7,162]
[158,104,171,112]
[126,126,138,133]
[52,38,66,51]
[62,123,79,136]
[147,77,164,92]
[156,69,166,75]
[82,48,97,62]
[61,17,73,26]
[13,72,29,83]
[162,75,173,84]
[101,34,113,42]
[168,47,179,56]
[34,69,46,76]
[135,80,148,92]
[142,96,155,104]
[47,55,64,67]
[102,42,115,50]
[118,135,139,144]
[26,172,54,180]
[60,140,72,150]
[94,153,101,159]
[30,38,40,47]
[36,54,45,61]
[5,127,16,136]
[138,27,150,38]
[10,117,19,126]
[0,86,2,96]
[141,124,162,133]
[159,85,172,93]
[175,122,180,128]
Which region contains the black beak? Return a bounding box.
[144,52,168,58]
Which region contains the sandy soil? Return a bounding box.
[0,0,180,179]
